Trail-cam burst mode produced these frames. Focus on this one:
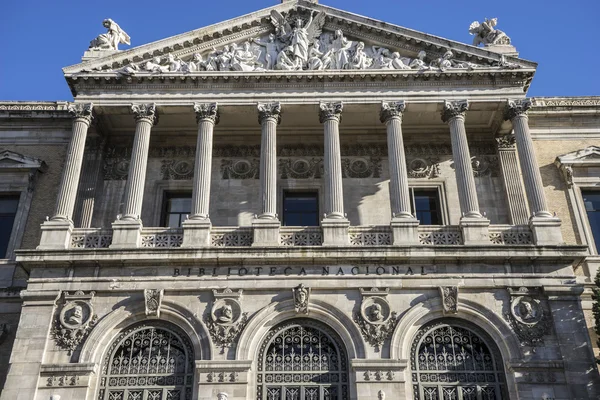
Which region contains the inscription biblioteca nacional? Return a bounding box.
[173,265,427,277]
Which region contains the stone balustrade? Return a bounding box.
[70,228,113,249]
[140,228,184,248]
[280,227,323,247]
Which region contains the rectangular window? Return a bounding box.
[583,190,600,251]
[162,193,192,228]
[283,191,319,227]
[410,188,442,225]
[0,195,19,258]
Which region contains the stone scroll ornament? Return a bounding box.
[354,288,399,352]
[504,287,552,350]
[52,291,98,354]
[440,286,459,314]
[204,288,248,353]
[144,289,164,317]
[293,283,311,314]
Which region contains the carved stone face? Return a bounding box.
[295,18,304,28]
[378,390,385,400]
[217,393,228,400]
[418,51,426,60]
[517,299,538,322]
[369,303,384,322]
[68,305,83,325]
[297,289,307,304]
[218,304,233,323]
[268,34,275,42]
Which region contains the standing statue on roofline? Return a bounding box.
[89,19,131,51]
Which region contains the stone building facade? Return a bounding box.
[1,1,600,399]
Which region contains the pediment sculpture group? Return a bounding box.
[88,13,519,75]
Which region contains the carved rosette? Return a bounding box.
[504,287,552,349]
[441,100,469,123]
[257,102,282,125]
[67,103,94,125]
[194,102,220,125]
[131,103,158,125]
[52,291,98,354]
[144,289,164,317]
[354,288,399,351]
[319,101,343,123]
[504,99,532,121]
[293,284,311,314]
[380,101,406,123]
[495,134,516,150]
[204,288,248,353]
[439,286,458,314]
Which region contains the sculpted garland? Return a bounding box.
[110,12,520,75]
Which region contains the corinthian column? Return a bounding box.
[319,102,349,245]
[441,100,489,244]
[381,101,419,244]
[505,99,562,244]
[111,103,157,249]
[39,103,94,249]
[252,103,282,247]
[182,103,219,248]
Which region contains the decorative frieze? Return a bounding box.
[160,159,194,180]
[354,288,399,351]
[207,371,239,383]
[52,291,97,354]
[204,288,248,352]
[221,159,260,179]
[407,157,439,179]
[342,157,382,178]
[504,287,552,349]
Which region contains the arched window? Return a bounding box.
[98,322,194,400]
[411,320,507,400]
[257,319,349,400]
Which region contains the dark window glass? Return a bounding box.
[411,189,442,225]
[283,192,319,227]
[583,191,600,252]
[162,193,192,228]
[0,195,19,258]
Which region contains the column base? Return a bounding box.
[252,218,280,247]
[390,217,419,245]
[181,218,212,248]
[321,218,350,246]
[530,216,563,245]
[110,219,143,249]
[460,217,490,245]
[37,220,73,250]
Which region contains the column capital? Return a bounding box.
[67,103,94,125]
[131,103,158,125]
[194,102,220,124]
[257,102,282,125]
[380,101,406,123]
[495,134,516,150]
[441,100,469,123]
[504,99,532,121]
[319,101,343,123]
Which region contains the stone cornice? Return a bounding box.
[0,102,71,114]
[62,1,536,77]
[531,97,600,108]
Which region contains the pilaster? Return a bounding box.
[495,134,529,225]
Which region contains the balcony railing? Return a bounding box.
[66,224,535,250]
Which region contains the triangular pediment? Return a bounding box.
[556,146,600,166]
[0,150,47,172]
[63,0,535,77]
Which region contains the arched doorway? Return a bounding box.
[411,320,507,400]
[97,321,194,400]
[256,319,349,400]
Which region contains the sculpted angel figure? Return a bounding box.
[270,10,326,68]
[469,18,511,46]
[89,19,131,51]
[351,42,372,69]
[253,34,280,70]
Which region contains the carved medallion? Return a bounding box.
[292,284,311,314]
[144,289,164,317]
[161,159,194,180]
[354,288,399,351]
[505,287,552,349]
[221,159,260,179]
[439,286,459,315]
[407,157,439,179]
[52,291,98,353]
[204,288,248,353]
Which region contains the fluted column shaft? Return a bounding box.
[505,99,552,218]
[121,104,157,221]
[496,135,529,224]
[52,103,94,221]
[320,102,345,219]
[381,101,412,218]
[257,103,281,219]
[190,103,219,220]
[442,100,482,218]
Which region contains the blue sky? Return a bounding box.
[1,0,598,100]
